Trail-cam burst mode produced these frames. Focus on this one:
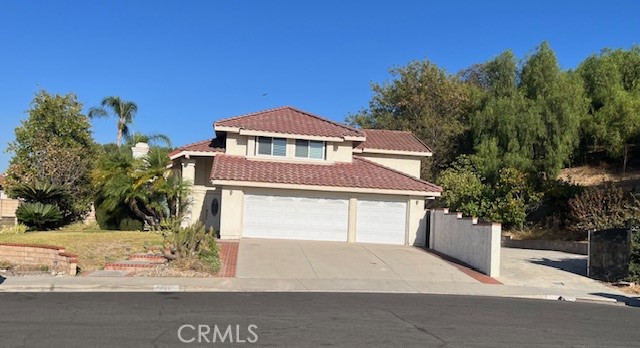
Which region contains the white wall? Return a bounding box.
[429,208,501,277]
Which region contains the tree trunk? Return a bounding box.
[623,144,629,175]
[129,199,155,227]
[116,118,125,147]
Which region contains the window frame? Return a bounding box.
[294,139,326,160]
[256,136,287,157]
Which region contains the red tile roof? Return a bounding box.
[355,129,432,153]
[169,138,225,157]
[210,155,441,193]
[215,106,364,139]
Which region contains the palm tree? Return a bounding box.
[88,96,138,147]
[124,132,172,148]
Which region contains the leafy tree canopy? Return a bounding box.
[6,90,97,223]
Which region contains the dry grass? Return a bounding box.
[0,230,164,274]
[559,164,640,189]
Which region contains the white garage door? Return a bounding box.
[243,194,349,241]
[356,199,407,245]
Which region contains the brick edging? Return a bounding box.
[0,242,65,251]
[418,247,502,285]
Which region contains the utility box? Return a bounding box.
[588,228,631,282]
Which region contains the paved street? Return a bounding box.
[0,292,638,347]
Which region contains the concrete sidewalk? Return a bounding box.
[1,274,637,306]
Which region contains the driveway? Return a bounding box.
[237,239,477,284]
[499,247,628,298]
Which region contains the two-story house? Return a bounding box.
[169,106,441,246]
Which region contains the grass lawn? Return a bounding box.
[0,230,164,274]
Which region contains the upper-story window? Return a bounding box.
[256,137,287,157]
[295,140,325,159]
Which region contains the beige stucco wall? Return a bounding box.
[225,133,248,156]
[219,186,245,239]
[407,197,426,246]
[326,141,353,163]
[194,157,214,187]
[357,153,422,178]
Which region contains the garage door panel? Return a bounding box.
[356,199,407,245]
[244,193,348,241]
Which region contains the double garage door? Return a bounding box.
[243,193,406,244]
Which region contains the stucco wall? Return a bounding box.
[225,133,248,156]
[194,157,214,186]
[219,186,244,239]
[357,153,421,178]
[326,141,353,162]
[429,208,501,277]
[407,197,426,246]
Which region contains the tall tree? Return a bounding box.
[578,46,640,173]
[470,43,588,179]
[88,96,138,147]
[347,59,477,180]
[5,90,97,222]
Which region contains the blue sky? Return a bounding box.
[1,0,638,172]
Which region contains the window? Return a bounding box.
[256,137,287,157]
[295,140,325,159]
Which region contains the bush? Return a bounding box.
[118,217,144,231]
[163,222,220,273]
[438,160,540,229]
[95,197,143,231]
[16,202,63,230]
[0,224,28,234]
[567,184,637,235]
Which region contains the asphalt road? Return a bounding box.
[0,292,638,347]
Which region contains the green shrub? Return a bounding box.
[16,202,63,230]
[118,217,143,231]
[0,223,28,234]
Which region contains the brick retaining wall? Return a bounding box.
[0,243,78,275]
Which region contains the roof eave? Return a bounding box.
[169,151,220,160]
[209,179,441,197]
[353,148,433,157]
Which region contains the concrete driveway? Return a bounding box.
[237,239,477,284]
[499,247,628,298]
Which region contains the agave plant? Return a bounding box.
[16,202,63,230]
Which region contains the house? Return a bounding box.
[169,106,442,245]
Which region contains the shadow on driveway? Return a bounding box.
[0,275,5,285]
[528,257,587,277]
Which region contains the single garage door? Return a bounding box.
[356,199,407,245]
[243,193,349,241]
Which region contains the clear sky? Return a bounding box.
[1,0,638,172]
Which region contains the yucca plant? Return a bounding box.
[16,202,63,230]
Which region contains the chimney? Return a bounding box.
[131,142,150,159]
